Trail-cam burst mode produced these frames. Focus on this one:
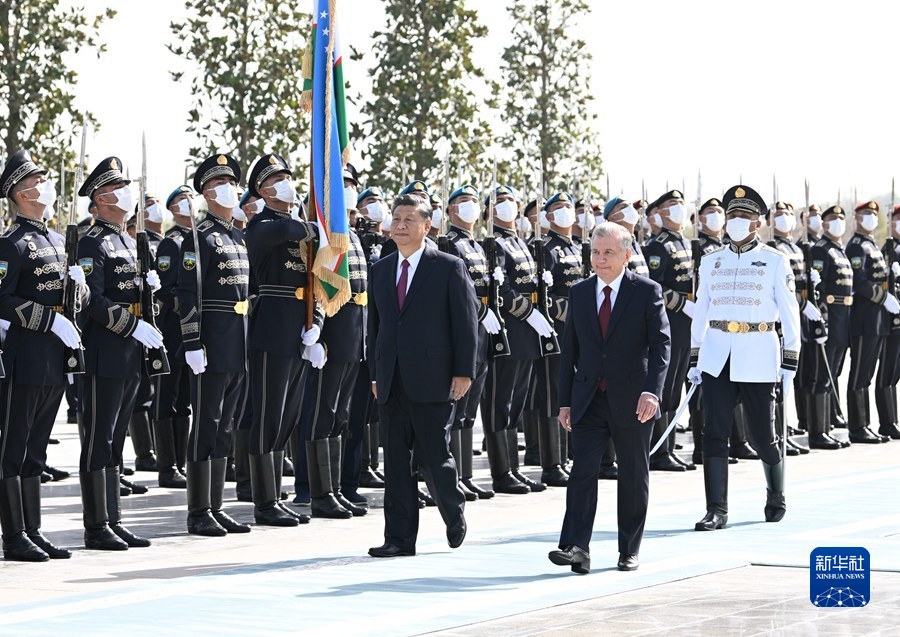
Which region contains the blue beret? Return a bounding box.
[449,184,479,204]
[239,189,255,207]
[542,191,574,211]
[482,184,518,207]
[166,185,193,209]
[399,180,429,196]
[603,196,624,219]
[357,186,384,205]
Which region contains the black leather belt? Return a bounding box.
[709,320,775,334]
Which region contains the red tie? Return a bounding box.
[598,285,611,391]
[397,259,410,310]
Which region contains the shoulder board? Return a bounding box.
[165,229,182,239]
[849,236,860,244]
[446,229,458,240]
[814,239,826,248]
[760,244,782,256]
[86,226,104,238]
[197,220,213,232]
[652,233,666,243]
[1,223,20,238]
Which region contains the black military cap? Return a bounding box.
[193,153,241,194]
[722,185,766,217]
[699,197,723,213]
[523,199,538,216]
[654,189,684,208]
[247,153,291,198]
[821,205,844,219]
[78,156,130,199]
[1,149,48,199]
[343,163,360,186]
[765,200,790,220]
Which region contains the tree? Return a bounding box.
[352,0,494,194]
[0,1,115,180]
[499,0,601,195]
[169,0,312,186]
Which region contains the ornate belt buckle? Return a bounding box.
[826,294,835,304]
[234,300,249,315]
[738,322,750,333]
[757,322,769,333]
[295,288,305,300]
[727,321,740,333]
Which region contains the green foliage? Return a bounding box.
[169,0,312,186]
[500,0,601,196]
[0,0,115,183]
[352,0,495,194]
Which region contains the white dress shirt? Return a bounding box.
[395,243,427,293]
[596,268,626,313]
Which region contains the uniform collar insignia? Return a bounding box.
[449,224,473,239]
[96,217,125,234]
[493,224,516,237]
[729,238,759,254]
[206,211,233,231]
[16,214,48,233]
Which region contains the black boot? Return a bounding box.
[186,460,227,536]
[823,394,850,447]
[485,431,529,494]
[450,429,477,502]
[459,428,493,499]
[808,394,841,450]
[306,440,352,519]
[650,414,685,471]
[695,457,728,531]
[250,452,298,526]
[509,427,546,491]
[154,418,187,488]
[80,469,127,550]
[539,416,568,487]
[522,409,541,466]
[173,416,190,473]
[274,449,309,522]
[690,406,704,465]
[762,460,786,522]
[848,389,883,443]
[21,475,70,559]
[233,429,253,502]
[875,386,900,439]
[0,477,49,561]
[129,410,158,472]
[332,437,367,516]
[210,457,251,533]
[106,468,150,547]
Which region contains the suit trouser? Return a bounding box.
[0,383,65,479]
[341,363,375,491]
[701,359,779,465]
[453,358,487,430]
[153,361,191,422]
[559,390,652,555]
[308,361,359,440]
[188,370,244,461]
[481,357,533,434]
[249,350,307,455]
[380,368,464,552]
[876,333,900,388]
[848,334,884,391]
[80,375,141,472]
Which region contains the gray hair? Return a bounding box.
[391,193,432,221]
[591,221,632,252]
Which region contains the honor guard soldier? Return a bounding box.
[875,205,900,438]
[481,186,551,495]
[845,201,898,443]
[151,186,195,488]
[806,204,824,242]
[605,196,649,276]
[177,154,253,536]
[642,190,695,471]
[0,150,87,561]
[689,184,800,530]
[77,156,164,550]
[810,206,854,443]
[244,153,319,527]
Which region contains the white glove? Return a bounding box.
[802,302,823,322]
[145,269,161,292]
[0,319,9,340]
[132,319,164,349]
[302,343,327,369]
[687,367,702,385]
[301,324,320,346]
[481,308,501,335]
[780,369,796,400]
[815,335,828,345]
[884,293,900,315]
[50,314,81,349]
[493,266,505,286]
[185,348,207,375]
[892,262,900,278]
[525,310,553,337]
[682,299,696,319]
[809,269,821,286]
[542,270,554,286]
[62,264,86,287]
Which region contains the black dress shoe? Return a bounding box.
[84,526,128,551]
[598,464,618,480]
[44,466,69,481]
[122,466,134,476]
[764,489,786,522]
[784,445,800,456]
[692,451,703,465]
[358,469,385,489]
[134,455,158,472]
[447,516,467,549]
[512,470,546,492]
[368,543,415,558]
[672,454,696,470]
[849,427,884,444]
[548,545,590,574]
[120,477,148,495]
[492,473,530,495]
[650,454,686,472]
[458,480,478,502]
[158,468,187,489]
[336,494,368,516]
[729,442,759,460]
[461,478,494,499]
[277,502,311,523]
[418,489,436,506]
[28,532,71,559]
[212,511,252,533]
[728,457,739,464]
[187,512,228,537]
[342,489,370,507]
[111,523,151,547]
[540,465,568,487]
[2,532,49,562]
[40,472,52,484]
[695,510,727,531]
[617,553,639,571]
[879,423,900,440]
[48,438,60,444]
[809,433,842,450]
[786,438,810,454]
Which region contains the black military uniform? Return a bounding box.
[845,201,893,444]
[643,190,695,471]
[77,156,153,551]
[0,150,84,561]
[810,206,854,440]
[244,153,319,527]
[177,153,253,536]
[152,186,194,487]
[875,211,900,439]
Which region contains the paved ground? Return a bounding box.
[1,393,899,636]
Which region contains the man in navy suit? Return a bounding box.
[549,222,670,573]
[366,194,479,558]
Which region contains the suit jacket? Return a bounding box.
[367,244,478,405]
[559,270,670,426]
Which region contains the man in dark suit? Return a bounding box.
[549,222,670,574]
[366,193,478,558]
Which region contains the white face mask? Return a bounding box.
[495,199,518,223]
[232,206,247,222]
[344,186,357,209]
[858,213,878,232]
[102,185,133,213]
[380,216,392,232]
[24,179,57,207]
[250,199,265,214]
[774,214,796,233]
[515,216,531,234]
[577,212,595,231]
[209,183,239,209]
[665,203,687,226]
[175,198,192,216]
[619,204,639,226]
[704,211,725,232]
[826,218,846,238]
[431,207,443,227]
[146,202,165,224]
[808,215,822,233]
[595,214,605,227]
[42,206,53,221]
[726,217,754,243]
[651,213,662,229]
[894,219,900,236]
[456,200,480,224]
[539,209,550,230]
[550,205,575,228]
[269,179,295,204]
[365,201,387,222]
[641,217,651,234]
